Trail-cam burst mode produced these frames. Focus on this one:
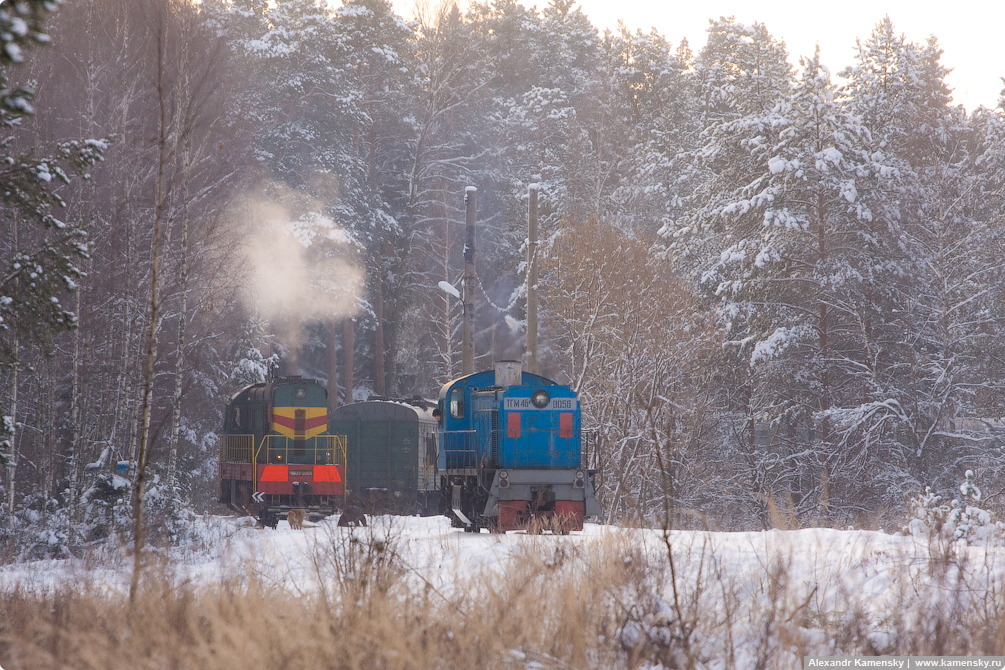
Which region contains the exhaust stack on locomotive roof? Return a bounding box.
[495,360,522,387]
[526,184,540,374]
[462,186,477,376]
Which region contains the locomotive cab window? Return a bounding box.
[230,406,242,431]
[449,387,465,419]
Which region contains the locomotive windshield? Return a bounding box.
[449,387,465,419]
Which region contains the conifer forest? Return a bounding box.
[2,0,1005,556]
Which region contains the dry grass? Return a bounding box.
[3,525,1005,669]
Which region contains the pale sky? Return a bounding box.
[392,0,1004,111]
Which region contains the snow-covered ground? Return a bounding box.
[224,516,1005,606]
[4,514,1001,609]
[4,514,1003,666]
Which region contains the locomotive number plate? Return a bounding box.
[503,398,578,411]
[290,470,312,477]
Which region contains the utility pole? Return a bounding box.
[462,187,477,375]
[342,318,355,404]
[526,184,540,374]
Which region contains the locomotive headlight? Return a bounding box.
[500,470,509,479]
[575,470,585,487]
[531,389,550,408]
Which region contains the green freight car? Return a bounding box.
[329,400,440,515]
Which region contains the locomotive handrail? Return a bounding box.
[246,434,348,508]
[222,434,255,463]
[441,428,595,470]
[441,430,478,469]
[253,434,348,466]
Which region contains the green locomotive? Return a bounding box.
[219,376,346,527]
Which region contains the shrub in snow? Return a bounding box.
[611,547,693,668]
[80,472,133,543]
[617,598,687,668]
[145,477,198,546]
[10,491,76,560]
[904,471,1005,546]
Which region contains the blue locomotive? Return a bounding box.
[436,361,601,532]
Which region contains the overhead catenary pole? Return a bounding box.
[462,186,477,375]
[526,184,540,374]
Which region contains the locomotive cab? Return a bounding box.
[438,361,600,533]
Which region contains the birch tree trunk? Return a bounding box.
[130,6,172,606]
[67,284,82,547]
[121,232,137,471]
[5,348,16,534]
[165,137,191,495]
[5,214,19,534]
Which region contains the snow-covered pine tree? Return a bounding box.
[458,1,612,374]
[227,314,280,399]
[603,26,697,237]
[225,0,416,394]
[1,0,106,528]
[534,0,603,225]
[841,19,1005,503]
[486,1,595,230]
[668,18,794,275]
[656,20,794,524]
[333,0,418,396]
[0,0,107,367]
[400,2,490,389]
[693,17,794,125]
[688,49,898,520]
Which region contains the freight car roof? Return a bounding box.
[329,400,437,424]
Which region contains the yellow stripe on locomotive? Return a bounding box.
[271,406,328,439]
